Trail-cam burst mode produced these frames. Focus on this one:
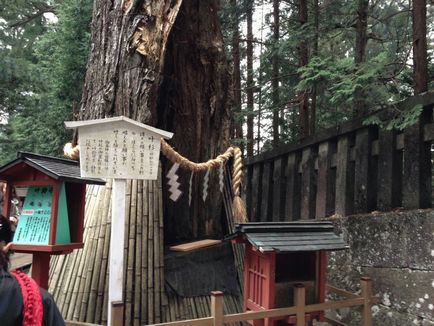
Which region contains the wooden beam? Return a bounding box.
[294,284,306,326]
[272,158,285,221]
[211,291,224,326]
[323,317,347,326]
[361,277,373,326]
[245,91,434,166]
[402,113,432,209]
[284,153,300,221]
[169,239,221,252]
[354,128,374,214]
[251,164,262,221]
[377,129,400,210]
[316,142,334,218]
[111,301,124,326]
[326,285,359,299]
[260,161,273,221]
[300,148,316,220]
[335,135,354,216]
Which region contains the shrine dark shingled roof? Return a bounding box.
[0,152,105,185]
[233,221,348,253]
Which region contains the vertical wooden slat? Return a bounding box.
[316,141,333,218]
[335,135,354,216]
[294,284,306,326]
[111,301,124,326]
[300,147,316,220]
[377,129,399,210]
[361,277,373,326]
[260,161,273,221]
[284,153,300,221]
[246,165,253,219]
[272,158,285,221]
[354,128,375,213]
[402,112,432,209]
[211,291,224,326]
[250,164,262,222]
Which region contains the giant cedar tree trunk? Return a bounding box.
[79,0,231,242]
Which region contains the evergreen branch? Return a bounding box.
[369,9,411,28]
[9,4,56,28]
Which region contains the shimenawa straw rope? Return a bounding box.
[63,139,247,223]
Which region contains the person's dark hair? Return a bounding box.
[0,215,12,271]
[0,215,12,244]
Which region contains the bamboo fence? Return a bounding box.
[50,171,244,325]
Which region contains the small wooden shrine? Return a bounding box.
[0,152,105,288]
[232,221,348,326]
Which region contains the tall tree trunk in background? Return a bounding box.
[246,0,255,156]
[412,0,427,94]
[80,0,231,241]
[272,0,280,147]
[354,0,369,117]
[310,0,319,135]
[298,0,310,138]
[231,0,243,143]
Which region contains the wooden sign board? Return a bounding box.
[65,116,173,180]
[13,184,71,245]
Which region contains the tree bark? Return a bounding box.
[272,0,280,147]
[310,0,319,135]
[412,0,428,94]
[298,0,309,138]
[246,0,255,156]
[79,0,231,242]
[354,0,369,117]
[231,0,243,143]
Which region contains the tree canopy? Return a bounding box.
[0,0,432,161]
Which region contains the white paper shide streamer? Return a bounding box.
[202,168,210,202]
[167,163,182,202]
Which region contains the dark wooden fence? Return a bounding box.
[245,92,434,221]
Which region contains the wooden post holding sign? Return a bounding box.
[65,116,173,326]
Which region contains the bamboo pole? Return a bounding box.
[99,181,112,325]
[86,186,107,323]
[148,180,155,324]
[61,185,97,318]
[81,184,107,321]
[134,180,143,326]
[80,185,105,321]
[154,177,162,323]
[142,180,149,323]
[125,180,135,326]
[68,185,101,320]
[97,181,112,323]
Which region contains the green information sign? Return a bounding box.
[13,184,71,245]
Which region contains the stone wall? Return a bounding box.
[326,209,434,325]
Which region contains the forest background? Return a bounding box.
[0,0,433,164]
